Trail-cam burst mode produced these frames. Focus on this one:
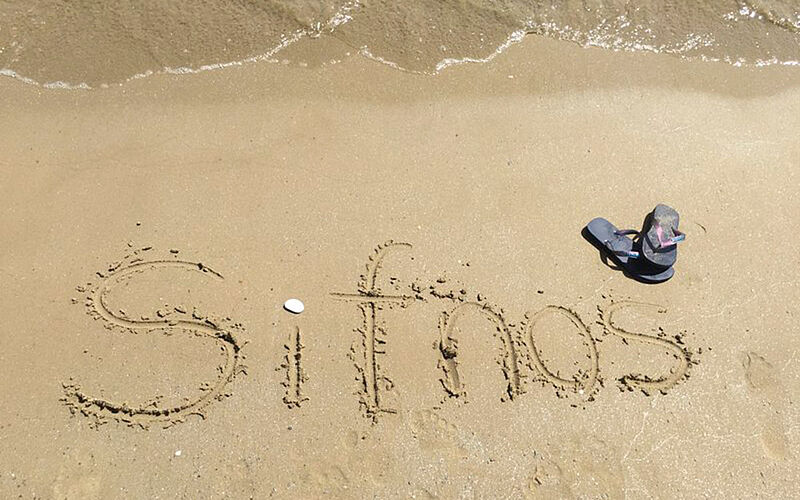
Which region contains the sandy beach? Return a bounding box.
[1,27,799,498]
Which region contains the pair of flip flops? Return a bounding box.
[586,204,685,283]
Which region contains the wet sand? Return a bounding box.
[1,37,799,498]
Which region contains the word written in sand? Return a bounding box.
[65,242,696,427]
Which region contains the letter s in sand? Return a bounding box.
[63,258,246,427]
[601,301,690,394]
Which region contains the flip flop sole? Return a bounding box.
[628,264,674,283]
[642,204,679,268]
[586,217,633,264]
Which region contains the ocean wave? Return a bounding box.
[1,0,799,89]
[744,0,800,31]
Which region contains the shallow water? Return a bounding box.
[1,0,799,88]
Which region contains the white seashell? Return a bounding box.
[283,298,304,314]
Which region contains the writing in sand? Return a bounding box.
[63,241,697,428]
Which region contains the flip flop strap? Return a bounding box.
[604,238,639,259]
[608,229,640,258]
[655,224,685,248]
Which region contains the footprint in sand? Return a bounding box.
[742,352,790,460]
[303,462,351,496]
[52,451,103,500]
[526,437,623,499]
[525,456,573,499]
[409,409,468,460]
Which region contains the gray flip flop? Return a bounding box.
[585,217,674,283]
[641,204,684,268]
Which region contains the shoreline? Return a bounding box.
[2,35,799,106]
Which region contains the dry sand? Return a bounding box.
[1,36,799,498]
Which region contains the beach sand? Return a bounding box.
[1,35,799,498]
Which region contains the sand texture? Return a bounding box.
[1,37,799,498]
